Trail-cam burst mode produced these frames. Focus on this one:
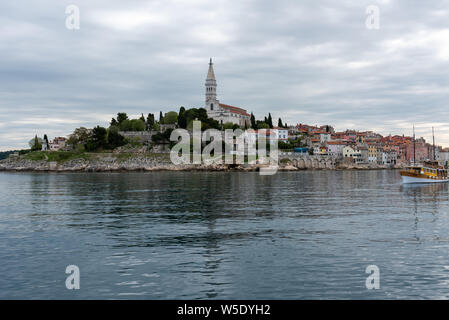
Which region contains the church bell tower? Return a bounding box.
[205,58,219,111]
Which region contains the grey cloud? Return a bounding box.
[1,0,449,150]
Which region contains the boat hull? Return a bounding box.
[401,175,449,184]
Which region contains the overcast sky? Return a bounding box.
[1,0,449,150]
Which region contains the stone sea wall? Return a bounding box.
[0,153,406,172]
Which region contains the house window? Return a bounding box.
[210,103,213,110]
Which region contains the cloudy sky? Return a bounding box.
[1,0,449,150]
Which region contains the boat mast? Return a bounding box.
[432,126,435,161]
[413,125,416,165]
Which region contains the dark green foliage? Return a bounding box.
[146,113,155,130]
[163,111,178,124]
[110,118,118,126]
[43,134,49,150]
[256,121,270,129]
[267,113,273,128]
[250,113,256,129]
[107,126,125,149]
[178,106,187,128]
[86,126,108,151]
[117,113,128,125]
[278,141,292,150]
[119,119,146,132]
[223,122,241,130]
[278,118,283,128]
[152,128,174,144]
[184,108,220,130]
[159,111,164,124]
[29,135,42,151]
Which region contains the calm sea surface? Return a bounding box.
[1,170,449,299]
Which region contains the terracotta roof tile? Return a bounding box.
[219,103,250,117]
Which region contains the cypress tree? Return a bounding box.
[178,106,187,128]
[146,113,155,130]
[278,118,283,128]
[250,113,256,130]
[159,111,164,124]
[268,113,273,128]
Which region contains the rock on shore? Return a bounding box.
[0,153,405,172]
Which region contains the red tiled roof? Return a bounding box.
[219,103,250,117]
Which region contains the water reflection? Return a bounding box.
[2,171,449,299]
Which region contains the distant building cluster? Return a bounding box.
[286,123,447,165]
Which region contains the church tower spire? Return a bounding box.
[205,58,217,108]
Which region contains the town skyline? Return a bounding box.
[2,1,449,150]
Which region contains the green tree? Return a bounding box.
[146,113,155,130]
[278,141,291,150]
[29,135,43,151]
[159,111,164,124]
[223,122,235,130]
[278,118,283,128]
[250,113,256,130]
[107,126,125,149]
[43,134,49,150]
[86,126,108,151]
[163,111,178,124]
[67,127,91,148]
[183,108,220,131]
[131,119,146,131]
[267,113,273,128]
[152,128,174,144]
[257,122,270,129]
[117,113,128,125]
[178,106,187,128]
[118,119,145,132]
[110,118,118,127]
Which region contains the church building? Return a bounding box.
[205,58,250,127]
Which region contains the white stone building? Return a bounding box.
[343,145,355,158]
[327,141,346,158]
[271,128,288,141]
[49,137,67,151]
[205,59,250,127]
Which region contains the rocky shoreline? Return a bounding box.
[0,152,406,172]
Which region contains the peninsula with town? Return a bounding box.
[1,59,447,172]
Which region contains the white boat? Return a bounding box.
[400,126,448,184]
[400,162,449,184]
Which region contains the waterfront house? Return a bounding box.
[327,141,346,158]
[343,145,355,158]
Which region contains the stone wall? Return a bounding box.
[279,153,337,169]
[118,131,155,143]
